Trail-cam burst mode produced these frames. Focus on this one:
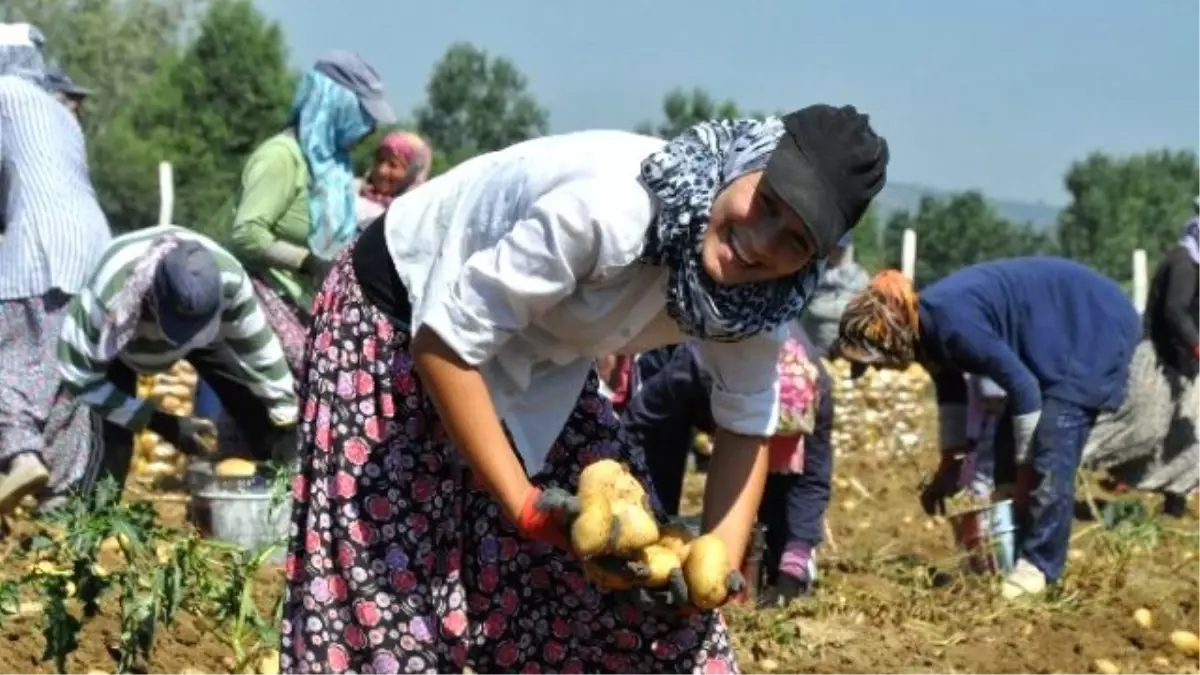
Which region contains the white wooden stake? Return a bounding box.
[157,161,174,226]
[901,228,917,281]
[1132,249,1148,314]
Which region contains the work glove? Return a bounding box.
[300,253,334,283]
[919,456,963,516]
[515,487,578,551]
[620,564,745,617]
[147,411,217,458]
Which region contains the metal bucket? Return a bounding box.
[948,499,1017,575]
[186,461,290,565]
[676,515,767,606]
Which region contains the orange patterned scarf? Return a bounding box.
[836,269,920,366]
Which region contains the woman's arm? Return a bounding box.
[702,430,768,569]
[412,327,532,522]
[230,142,309,271]
[56,289,155,429]
[693,329,785,568]
[412,181,615,522]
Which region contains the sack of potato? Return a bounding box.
[563,459,743,610]
[132,361,200,481]
[825,357,937,457]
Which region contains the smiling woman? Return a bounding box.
[281,104,888,674]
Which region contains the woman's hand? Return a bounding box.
[411,327,533,525]
[920,454,964,516]
[701,428,769,571]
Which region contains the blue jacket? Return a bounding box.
[919,257,1141,416]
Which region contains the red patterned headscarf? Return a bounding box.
[836,269,920,366]
[360,131,432,207]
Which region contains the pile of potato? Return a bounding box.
[130,361,198,481]
[570,460,734,609]
[825,357,937,457]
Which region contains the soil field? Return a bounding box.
[0,453,1197,674]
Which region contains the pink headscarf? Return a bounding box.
[361,131,432,206]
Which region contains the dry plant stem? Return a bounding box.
[701,430,768,570]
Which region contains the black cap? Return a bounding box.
[764,104,889,259]
[153,242,222,345]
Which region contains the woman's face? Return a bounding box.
[370,154,409,195]
[702,171,818,285]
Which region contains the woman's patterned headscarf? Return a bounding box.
[836,269,920,366]
[639,118,824,343]
[361,131,432,207]
[291,69,374,260]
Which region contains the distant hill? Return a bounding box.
[874,182,1063,231]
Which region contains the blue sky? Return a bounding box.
[253,0,1197,205]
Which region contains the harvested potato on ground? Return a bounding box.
[215,458,258,478]
[571,496,614,558]
[578,459,647,505]
[632,545,682,587]
[1170,630,1199,657]
[656,524,694,560]
[683,534,731,609]
[610,501,660,554]
[258,649,281,675]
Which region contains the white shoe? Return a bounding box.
[1001,558,1047,600]
[0,453,50,515]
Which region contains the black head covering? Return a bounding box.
[765,104,889,258]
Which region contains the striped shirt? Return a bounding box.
[0,75,111,299]
[57,225,298,430]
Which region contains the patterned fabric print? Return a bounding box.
[97,235,182,363]
[1083,340,1198,495]
[0,292,101,494]
[217,277,308,456]
[638,118,824,343]
[836,269,919,366]
[292,69,374,260]
[281,255,738,675]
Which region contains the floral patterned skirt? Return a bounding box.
[280,253,738,674]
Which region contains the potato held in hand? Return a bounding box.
[571,496,615,558]
[610,501,660,555]
[633,544,682,587]
[656,524,694,560]
[577,459,647,506]
[683,534,731,610]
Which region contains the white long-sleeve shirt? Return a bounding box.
[384,129,784,473]
[0,75,111,299]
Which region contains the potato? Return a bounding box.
[610,501,659,555]
[258,649,281,675]
[150,441,180,461]
[583,559,637,591]
[1092,658,1119,674]
[578,459,646,506]
[634,545,682,587]
[215,458,258,478]
[1170,630,1199,657]
[683,534,731,610]
[1132,608,1152,629]
[570,496,614,558]
[656,524,694,560]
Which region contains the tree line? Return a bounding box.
[9,0,1198,287]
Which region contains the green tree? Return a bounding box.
[850,207,886,272]
[4,0,205,139]
[414,43,549,174]
[635,88,786,138]
[882,191,1056,288]
[112,0,295,238]
[1057,150,1199,283]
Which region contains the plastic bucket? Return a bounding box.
[947,499,1017,575]
[677,515,767,605]
[186,462,290,565]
